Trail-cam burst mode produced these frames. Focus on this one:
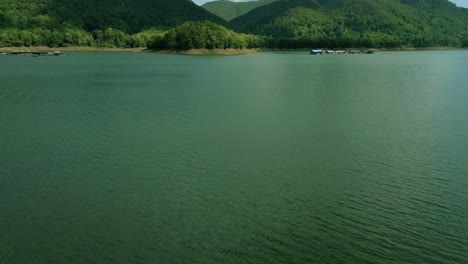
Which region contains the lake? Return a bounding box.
[1,51,467,264]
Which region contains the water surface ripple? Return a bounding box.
[1,51,467,264]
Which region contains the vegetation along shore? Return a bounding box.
[0,0,467,52]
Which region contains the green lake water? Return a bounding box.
[0,51,467,263]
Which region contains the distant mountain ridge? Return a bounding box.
[230,0,468,47]
[202,0,277,21]
[0,0,228,33]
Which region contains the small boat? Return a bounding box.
[53,51,64,56]
[0,52,7,55]
[310,49,325,55]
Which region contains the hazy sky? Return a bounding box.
[451,0,468,7]
[193,0,468,8]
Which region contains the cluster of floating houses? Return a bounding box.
[0,51,64,56]
[310,49,375,55]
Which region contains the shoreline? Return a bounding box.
[377,47,467,51]
[0,46,146,52]
[0,46,260,55]
[0,46,465,55]
[262,47,467,52]
[155,48,261,55]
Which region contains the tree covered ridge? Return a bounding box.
[0,0,231,48]
[231,0,468,48]
[202,0,277,21]
[0,0,467,49]
[0,0,229,33]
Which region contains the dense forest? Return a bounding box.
[0,28,165,48]
[202,0,276,21]
[0,0,467,49]
[232,0,468,48]
[150,21,264,50]
[0,0,228,47]
[0,0,228,32]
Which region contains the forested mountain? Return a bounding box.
[202,0,277,21]
[0,0,231,47]
[0,0,227,33]
[231,0,468,47]
[0,0,466,49]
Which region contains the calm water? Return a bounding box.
[1,51,467,264]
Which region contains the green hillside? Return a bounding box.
[232,0,468,48]
[202,0,277,21]
[0,0,230,47]
[52,0,229,33]
[150,21,264,50]
[0,0,227,33]
[0,0,467,49]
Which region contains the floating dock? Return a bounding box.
[310,49,375,55]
